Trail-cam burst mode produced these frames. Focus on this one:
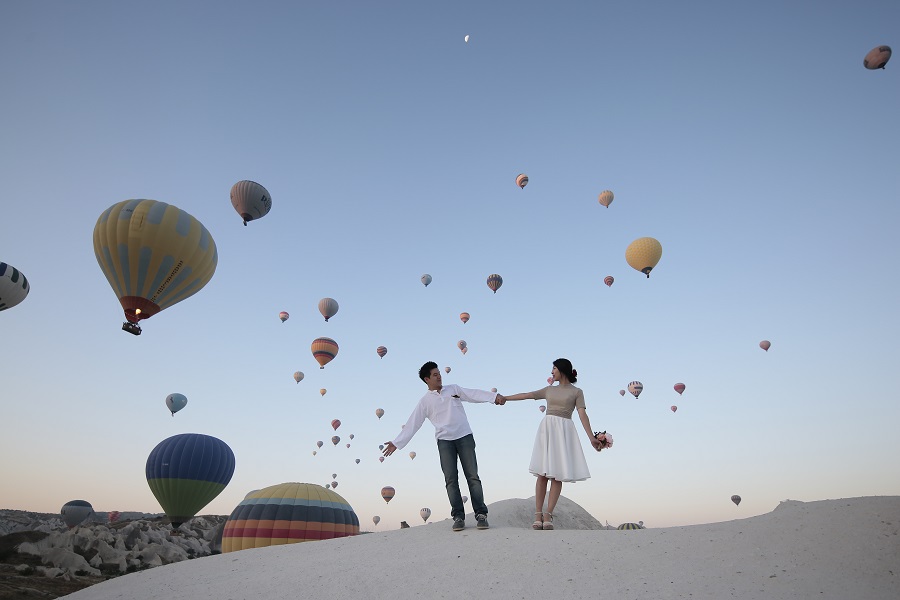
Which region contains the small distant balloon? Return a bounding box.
[320,388,327,396]
[674,383,686,395]
[516,173,529,189]
[312,451,317,456]
[409,452,416,460]
[671,405,677,413]
[331,435,340,445]
[864,45,891,69]
[619,389,626,396]
[316,440,324,448]
[379,444,384,451]
[625,237,663,278]
[165,393,187,416]
[461,347,468,355]
[445,366,451,374]
[486,273,503,293]
[421,274,432,287]
[230,180,272,226]
[459,312,470,324]
[628,381,643,399]
[731,495,742,506]
[759,340,771,352]
[604,276,614,287]
[378,456,384,463]
[598,190,614,208]
[332,473,337,480]
[107,511,120,524]
[491,388,497,393]
[346,443,351,448]
[331,419,341,430]
[420,507,432,522]
[0,262,30,312]
[373,515,381,526]
[349,434,354,440]
[293,371,304,384]
[279,311,289,323]
[464,34,469,43]
[539,405,546,413]
[375,408,384,419]
[331,481,338,489]
[462,496,468,504]
[355,458,360,464]
[457,340,467,351]
[381,486,395,503]
[325,483,330,489]
[377,346,387,358]
[318,298,339,322]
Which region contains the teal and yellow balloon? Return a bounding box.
[146,433,235,526]
[93,200,218,335]
[222,482,359,552]
[0,262,30,312]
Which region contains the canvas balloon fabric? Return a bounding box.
[222,482,359,552]
[0,262,30,311]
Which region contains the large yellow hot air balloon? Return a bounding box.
[625,237,662,278]
[93,200,218,335]
[311,337,339,368]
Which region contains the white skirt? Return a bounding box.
[529,415,591,482]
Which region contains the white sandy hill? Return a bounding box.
[65,496,899,600]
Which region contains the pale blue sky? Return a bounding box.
[1,1,898,531]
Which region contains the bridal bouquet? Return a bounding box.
[594,431,613,451]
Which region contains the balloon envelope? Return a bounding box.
[460,312,470,324]
[316,440,323,448]
[318,297,339,322]
[445,366,451,374]
[674,383,686,395]
[320,389,327,396]
[759,340,771,351]
[598,190,614,208]
[464,35,469,43]
[93,200,218,331]
[377,346,387,358]
[165,393,187,416]
[539,405,546,413]
[279,311,289,322]
[373,515,381,525]
[331,435,340,445]
[331,419,341,430]
[486,273,503,293]
[293,371,304,383]
[222,482,358,552]
[0,262,30,311]
[671,405,677,413]
[230,180,272,226]
[516,173,528,189]
[421,274,432,287]
[617,522,644,530]
[457,340,467,350]
[420,507,432,522]
[107,510,121,524]
[604,276,614,287]
[619,389,626,396]
[381,486,395,503]
[61,500,93,528]
[628,381,643,399]
[409,452,416,460]
[731,495,742,506]
[146,433,235,526]
[375,408,384,419]
[864,45,891,69]
[311,337,339,368]
[625,237,662,278]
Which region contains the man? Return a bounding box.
[383,361,506,531]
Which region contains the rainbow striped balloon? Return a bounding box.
[311,337,339,369]
[222,482,359,552]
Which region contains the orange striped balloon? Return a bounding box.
[311,337,339,368]
[381,486,395,503]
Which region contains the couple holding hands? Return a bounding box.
[382,358,609,532]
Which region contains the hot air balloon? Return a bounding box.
[0,262,30,312]
[457,340,467,351]
[332,435,340,445]
[331,419,341,430]
[316,440,324,448]
[617,522,644,530]
[107,510,121,524]
[486,273,503,293]
[409,452,416,460]
[731,495,741,506]
[146,433,235,526]
[355,458,360,464]
[230,180,272,226]
[462,496,468,504]
[222,482,359,551]
[375,408,384,419]
[293,371,304,383]
[516,174,529,189]
[320,388,327,396]
[61,501,94,529]
[464,35,469,43]
[325,483,331,489]
[604,275,614,287]
[459,312,470,324]
[279,311,289,323]
[461,347,468,355]
[331,481,338,489]
[628,381,643,399]
[349,434,355,440]
[491,388,497,393]
[331,473,337,479]
[674,383,685,395]
[93,200,218,335]
[381,486,395,503]
[165,393,187,416]
[378,456,385,463]
[318,298,339,322]
[377,346,387,358]
[539,405,546,413]
[420,508,432,522]
[311,337,339,369]
[547,376,554,385]
[625,237,662,278]
[759,340,771,351]
[421,274,432,287]
[372,515,381,526]
[619,389,626,396]
[864,45,891,69]
[379,444,384,451]
[346,443,351,448]
[670,405,677,413]
[598,190,614,208]
[445,366,451,374]
[312,451,317,456]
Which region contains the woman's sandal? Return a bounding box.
[532,512,543,530]
[542,512,554,530]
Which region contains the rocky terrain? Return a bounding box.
[0,509,226,599]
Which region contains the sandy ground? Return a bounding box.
[63,495,900,600]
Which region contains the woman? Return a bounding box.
[503,358,602,530]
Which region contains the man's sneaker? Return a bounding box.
[452,518,465,531]
[476,514,489,530]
